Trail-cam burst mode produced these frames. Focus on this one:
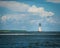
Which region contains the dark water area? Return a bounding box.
[0,32,60,48]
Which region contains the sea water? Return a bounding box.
[0,32,60,48]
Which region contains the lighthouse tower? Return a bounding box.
[38,23,42,32]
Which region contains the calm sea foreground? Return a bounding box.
[0,31,60,48]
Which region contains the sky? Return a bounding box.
[0,0,60,31]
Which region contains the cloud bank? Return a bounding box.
[1,14,27,24]
[28,5,54,17]
[0,1,54,17]
[0,1,55,25]
[0,1,29,12]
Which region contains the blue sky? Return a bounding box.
[0,0,60,31]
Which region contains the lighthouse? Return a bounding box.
[38,23,42,32]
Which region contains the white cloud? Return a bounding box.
[1,14,27,24]
[1,15,7,22]
[46,0,60,3]
[46,18,56,23]
[28,5,54,17]
[0,1,30,12]
[0,1,54,17]
[0,1,55,24]
[46,18,60,24]
[28,5,44,13]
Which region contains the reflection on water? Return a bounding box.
[0,32,60,48]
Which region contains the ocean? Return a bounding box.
[0,31,60,48]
